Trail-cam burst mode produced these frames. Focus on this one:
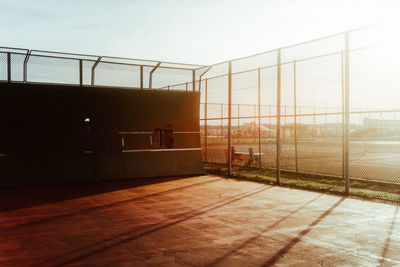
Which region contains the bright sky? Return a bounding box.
[0,0,397,65]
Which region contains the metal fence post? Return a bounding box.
[23,50,31,83]
[79,59,83,87]
[269,105,272,137]
[192,70,196,91]
[7,52,11,83]
[258,67,262,168]
[149,62,161,89]
[341,51,345,180]
[140,65,144,89]
[228,61,232,176]
[237,104,240,144]
[254,105,256,143]
[221,104,223,144]
[276,49,281,184]
[205,78,208,162]
[344,33,350,194]
[294,60,298,172]
[91,56,102,87]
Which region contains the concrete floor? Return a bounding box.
[0,175,399,266]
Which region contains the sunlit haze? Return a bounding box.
[0,0,399,64]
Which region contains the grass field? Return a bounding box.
[204,162,400,204]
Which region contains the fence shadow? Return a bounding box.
[209,194,323,266]
[261,197,345,266]
[379,206,399,266]
[34,185,272,266]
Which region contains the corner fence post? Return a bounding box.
[276,49,281,185]
[91,56,102,87]
[7,52,11,83]
[228,61,232,176]
[23,50,31,83]
[344,32,350,195]
[149,62,161,90]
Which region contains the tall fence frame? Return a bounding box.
[196,25,400,201]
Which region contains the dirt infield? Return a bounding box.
[205,139,400,183]
[1,175,399,266]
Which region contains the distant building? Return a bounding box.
[363,118,400,129]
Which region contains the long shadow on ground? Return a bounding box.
[0,176,192,212]
[35,185,272,266]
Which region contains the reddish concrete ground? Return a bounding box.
[0,175,399,266]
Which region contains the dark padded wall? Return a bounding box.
[0,83,203,186]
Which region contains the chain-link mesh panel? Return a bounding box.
[349,112,400,183]
[259,66,278,171]
[94,62,141,88]
[168,83,189,91]
[295,54,343,109]
[151,67,192,89]
[200,74,228,164]
[82,60,95,86]
[348,27,400,200]
[260,116,277,169]
[281,34,344,63]
[202,62,229,79]
[204,118,229,164]
[232,70,258,104]
[10,53,25,82]
[280,115,295,171]
[232,51,277,73]
[260,66,277,107]
[207,75,229,105]
[199,79,206,103]
[0,52,6,81]
[297,112,344,177]
[200,116,206,160]
[142,66,152,89]
[27,55,79,85]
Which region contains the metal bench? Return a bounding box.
[232,147,264,166]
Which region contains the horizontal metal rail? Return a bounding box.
[200,109,400,121]
[122,148,201,152]
[14,48,206,68]
[119,131,200,134]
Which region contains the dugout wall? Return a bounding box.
[0,83,203,186]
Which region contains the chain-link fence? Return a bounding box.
[195,25,400,202]
[0,47,204,89]
[1,25,400,202]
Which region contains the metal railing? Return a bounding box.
[0,47,206,90]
